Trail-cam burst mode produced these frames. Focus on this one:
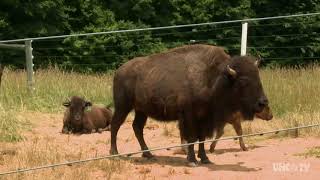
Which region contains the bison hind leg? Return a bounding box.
[110,106,131,155]
[132,111,154,159]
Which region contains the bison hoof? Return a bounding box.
[201,158,212,164]
[142,152,154,159]
[110,149,119,155]
[209,148,215,153]
[187,162,198,167]
[241,147,248,151]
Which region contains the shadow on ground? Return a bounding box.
[213,145,265,155]
[123,155,260,172]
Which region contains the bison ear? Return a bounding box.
[85,101,92,107]
[226,65,237,79]
[63,101,71,107]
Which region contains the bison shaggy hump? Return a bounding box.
[109,44,271,166]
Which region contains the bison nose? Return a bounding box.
[75,114,81,121]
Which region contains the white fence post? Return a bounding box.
[241,22,248,56]
[25,40,34,91]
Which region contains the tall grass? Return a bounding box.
[0,67,114,113]
[261,65,320,117]
[0,104,30,142]
[1,65,320,141]
[0,136,128,180]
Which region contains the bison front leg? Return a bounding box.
[231,120,247,151]
[179,112,198,166]
[185,138,198,167]
[180,133,188,154]
[209,126,224,153]
[198,135,211,164]
[132,111,153,159]
[61,125,71,134]
[61,120,72,134]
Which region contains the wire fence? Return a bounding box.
[0,123,319,176]
[0,12,320,176]
[2,12,319,75]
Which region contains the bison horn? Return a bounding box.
[255,55,262,67]
[227,65,237,78]
[254,59,261,67]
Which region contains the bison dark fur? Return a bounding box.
[110,44,271,166]
[62,96,112,134]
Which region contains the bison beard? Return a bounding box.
[109,44,270,166]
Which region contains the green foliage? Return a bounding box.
[1,0,320,70]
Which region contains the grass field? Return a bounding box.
[1,65,320,141]
[0,66,320,179]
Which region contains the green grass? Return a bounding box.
[296,146,320,158]
[0,67,114,113]
[1,65,320,142]
[261,65,320,117]
[0,104,31,142]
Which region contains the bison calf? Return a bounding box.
[62,96,112,134]
[179,106,273,154]
[209,105,273,153]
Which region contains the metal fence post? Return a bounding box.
[241,22,248,56]
[25,40,34,91]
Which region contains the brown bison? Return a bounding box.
[178,106,273,154]
[110,44,272,166]
[209,106,273,152]
[62,96,112,134]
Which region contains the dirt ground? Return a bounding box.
[1,112,320,179]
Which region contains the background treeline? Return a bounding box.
[0,0,320,72]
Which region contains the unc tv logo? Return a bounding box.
[273,162,310,172]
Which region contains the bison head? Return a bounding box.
[63,96,92,123]
[255,105,273,121]
[223,56,271,120]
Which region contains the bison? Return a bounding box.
[110,44,272,166]
[209,106,273,152]
[62,96,112,134]
[178,106,273,154]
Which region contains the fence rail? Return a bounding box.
[0,123,319,176]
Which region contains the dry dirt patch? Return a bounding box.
[0,112,319,180]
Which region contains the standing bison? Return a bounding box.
[110,44,272,166]
[62,96,112,134]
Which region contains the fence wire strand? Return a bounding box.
[0,123,319,176]
[1,12,320,43]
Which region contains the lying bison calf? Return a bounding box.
[62,96,112,134]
